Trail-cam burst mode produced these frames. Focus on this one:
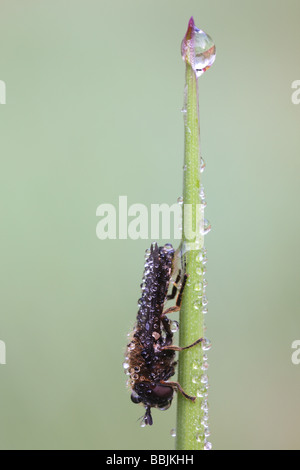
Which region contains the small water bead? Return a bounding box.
[194,283,202,292]
[202,219,212,235]
[201,374,209,385]
[199,186,206,201]
[202,296,208,307]
[202,338,212,351]
[201,401,209,413]
[196,432,205,443]
[170,428,176,437]
[200,157,206,173]
[197,389,209,399]
[205,428,211,438]
[192,374,200,384]
[195,267,202,276]
[201,361,209,371]
[123,361,130,371]
[202,257,208,266]
[194,423,202,432]
[204,441,212,450]
[193,359,201,370]
[202,307,208,315]
[170,320,179,333]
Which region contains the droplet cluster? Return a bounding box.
[175,156,212,450]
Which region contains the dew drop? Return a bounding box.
[196,432,205,443]
[202,338,212,351]
[204,441,212,450]
[194,283,202,292]
[177,196,183,205]
[181,20,216,79]
[193,29,216,78]
[201,374,209,385]
[201,361,209,371]
[202,219,212,235]
[200,157,206,173]
[170,428,176,437]
[196,389,205,398]
[170,320,179,333]
[201,401,209,412]
[199,186,206,201]
[201,419,209,428]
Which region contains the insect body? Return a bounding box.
[124,242,202,426]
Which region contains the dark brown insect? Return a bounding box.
[124,242,202,426]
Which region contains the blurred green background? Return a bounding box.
[0,0,299,450]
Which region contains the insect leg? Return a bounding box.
[175,273,188,307]
[160,380,196,402]
[160,337,203,351]
[163,274,188,316]
[166,272,181,301]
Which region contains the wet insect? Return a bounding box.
[124,242,203,426]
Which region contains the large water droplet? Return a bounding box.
[181,19,216,79]
[193,29,216,78]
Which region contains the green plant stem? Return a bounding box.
[175,61,205,449]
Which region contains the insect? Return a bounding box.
[124,242,203,426]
